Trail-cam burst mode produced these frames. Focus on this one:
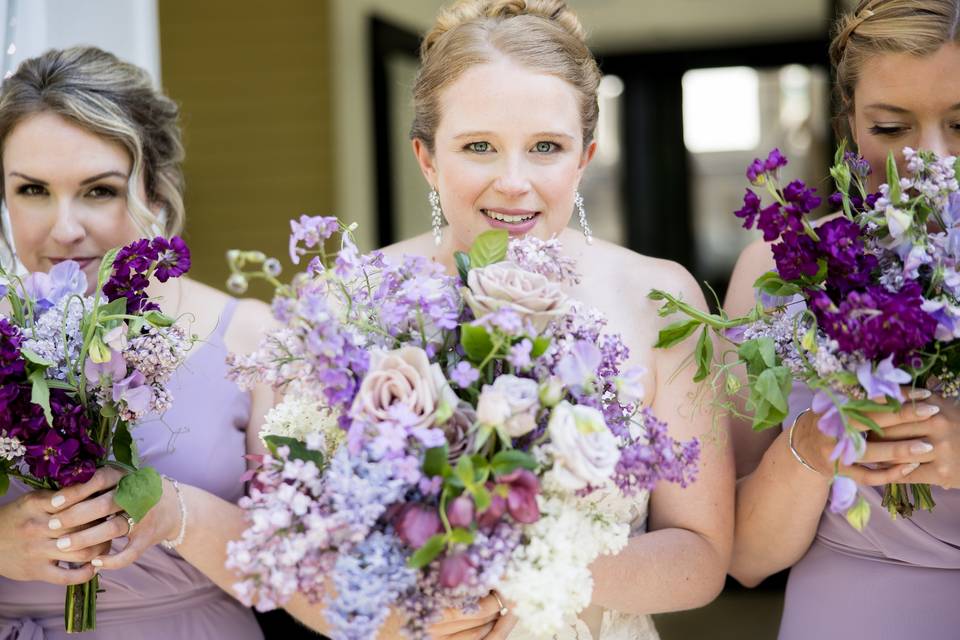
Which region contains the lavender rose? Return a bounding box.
[462,262,569,332]
[547,401,620,491]
[351,346,457,431]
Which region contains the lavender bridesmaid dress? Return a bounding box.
[0,299,263,640]
[778,386,960,639]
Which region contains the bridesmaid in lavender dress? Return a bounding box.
[727,2,960,638]
[0,48,273,639]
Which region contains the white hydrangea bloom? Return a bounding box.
[259,395,343,455]
[498,491,629,637]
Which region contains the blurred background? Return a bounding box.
[0,0,854,637]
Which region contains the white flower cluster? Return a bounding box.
[498,491,629,638]
[0,433,25,461]
[259,395,343,455]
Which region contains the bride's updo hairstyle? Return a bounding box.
[829,0,960,136]
[410,0,601,152]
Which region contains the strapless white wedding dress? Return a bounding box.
[508,488,659,640]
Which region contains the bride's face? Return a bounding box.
[851,43,960,191]
[414,58,596,250]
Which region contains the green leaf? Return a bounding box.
[844,495,871,531]
[454,251,471,285]
[112,422,136,467]
[28,370,53,426]
[693,327,713,383]
[490,450,538,476]
[653,319,700,349]
[115,466,163,522]
[738,337,778,375]
[530,337,551,359]
[455,455,475,487]
[0,472,8,497]
[473,424,494,452]
[407,533,446,569]
[100,403,118,418]
[97,247,121,289]
[752,272,801,298]
[423,445,451,478]
[263,435,326,467]
[461,324,494,362]
[144,310,175,328]
[755,367,790,413]
[886,151,901,204]
[843,399,897,413]
[468,230,509,268]
[448,528,475,545]
[21,348,55,368]
[468,483,491,512]
[97,297,128,320]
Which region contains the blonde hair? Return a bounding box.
[411,0,601,152]
[0,47,185,243]
[830,0,960,134]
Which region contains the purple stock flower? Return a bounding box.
[844,151,872,179]
[772,232,820,281]
[0,319,26,382]
[856,355,911,402]
[151,236,191,282]
[765,148,788,172]
[817,217,877,294]
[557,340,601,388]
[746,148,788,185]
[810,282,936,363]
[734,189,762,229]
[24,430,79,481]
[828,476,858,513]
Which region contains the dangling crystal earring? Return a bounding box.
[575,190,593,245]
[429,189,443,246]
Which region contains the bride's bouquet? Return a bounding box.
[0,237,193,631]
[650,145,959,529]
[223,218,699,639]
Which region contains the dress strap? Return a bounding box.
[214,297,241,342]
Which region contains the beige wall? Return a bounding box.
[159,1,334,292]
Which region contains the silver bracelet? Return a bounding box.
[160,475,187,550]
[787,409,825,476]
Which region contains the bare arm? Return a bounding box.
[590,264,734,614]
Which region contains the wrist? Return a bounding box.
[788,411,831,478]
[159,477,185,544]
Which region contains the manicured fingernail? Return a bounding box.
[916,403,940,417]
[907,389,932,400]
[91,558,103,568]
[56,537,71,550]
[902,462,920,477]
[910,442,934,455]
[48,518,62,531]
[51,495,66,508]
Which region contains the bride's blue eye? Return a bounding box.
[466,141,491,153]
[533,141,559,153]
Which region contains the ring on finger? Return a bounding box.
[123,514,136,536]
[493,591,508,617]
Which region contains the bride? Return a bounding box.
[49,1,734,638]
[381,1,733,637]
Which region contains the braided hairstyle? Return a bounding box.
[410,0,601,152]
[830,0,960,136]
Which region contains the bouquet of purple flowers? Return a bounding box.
[650,144,960,529]
[223,218,699,639]
[0,236,192,631]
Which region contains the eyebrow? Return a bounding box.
[453,131,575,140]
[7,170,128,185]
[865,102,960,114]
